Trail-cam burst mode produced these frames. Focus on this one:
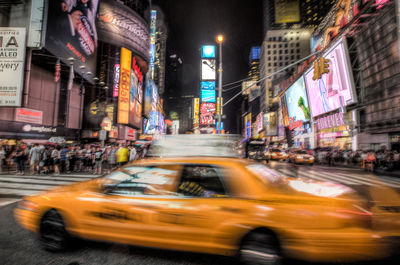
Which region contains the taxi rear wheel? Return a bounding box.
[40,209,69,252]
[239,231,281,265]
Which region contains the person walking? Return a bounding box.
[29,144,41,175]
[93,146,104,175]
[40,146,50,175]
[108,145,117,171]
[0,145,6,173]
[129,145,137,162]
[52,146,61,176]
[116,144,129,167]
[14,146,26,175]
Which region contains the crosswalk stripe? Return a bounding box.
[335,173,390,186]
[0,174,99,200]
[315,171,379,186]
[298,170,359,185]
[0,176,93,185]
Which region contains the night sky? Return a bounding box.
[154,0,263,133]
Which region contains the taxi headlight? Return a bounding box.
[17,200,38,212]
[297,155,303,159]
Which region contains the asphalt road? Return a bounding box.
[1,164,400,265]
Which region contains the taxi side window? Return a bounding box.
[177,165,228,198]
[107,165,181,196]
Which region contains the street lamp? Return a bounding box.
[216,34,224,133]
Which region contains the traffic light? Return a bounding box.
[312,57,330,80]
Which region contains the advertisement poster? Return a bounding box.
[285,76,310,122]
[201,45,216,58]
[310,0,357,52]
[0,27,26,106]
[200,103,216,125]
[201,89,216,102]
[45,0,99,83]
[118,47,131,124]
[200,81,216,90]
[304,39,356,118]
[143,75,153,117]
[97,0,150,62]
[256,113,263,133]
[201,59,216,80]
[264,112,277,136]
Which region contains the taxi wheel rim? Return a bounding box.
[40,210,68,251]
[240,233,281,265]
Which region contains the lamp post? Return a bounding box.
[216,34,224,133]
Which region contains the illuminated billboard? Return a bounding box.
[250,46,261,62]
[304,39,356,118]
[201,45,216,58]
[285,76,310,122]
[201,89,216,103]
[201,59,216,80]
[200,103,216,125]
[118,47,131,124]
[200,81,216,90]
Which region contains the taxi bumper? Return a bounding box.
[284,228,389,262]
[14,208,40,233]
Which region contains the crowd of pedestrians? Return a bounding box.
[312,148,400,172]
[0,143,150,175]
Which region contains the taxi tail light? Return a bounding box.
[335,208,373,228]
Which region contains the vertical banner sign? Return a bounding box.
[118,47,132,124]
[216,97,223,115]
[150,10,157,78]
[54,59,61,82]
[193,98,200,128]
[0,27,26,106]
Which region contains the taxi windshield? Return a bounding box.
[295,150,308,154]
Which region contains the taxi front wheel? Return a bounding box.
[39,209,70,252]
[239,231,281,265]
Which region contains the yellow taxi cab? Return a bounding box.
[14,135,400,265]
[14,156,400,264]
[268,148,288,161]
[288,150,315,165]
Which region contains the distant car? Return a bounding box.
[246,139,269,162]
[268,148,288,161]
[289,150,315,165]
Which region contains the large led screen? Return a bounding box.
[201,89,216,103]
[201,59,216,80]
[285,76,310,122]
[200,81,216,90]
[304,39,356,117]
[202,45,216,58]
